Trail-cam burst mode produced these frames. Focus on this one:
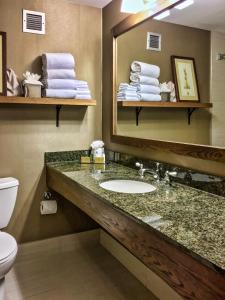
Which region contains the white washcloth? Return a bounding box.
[131,83,160,94]
[43,79,78,89]
[42,53,75,70]
[139,93,162,101]
[44,89,77,98]
[43,69,76,79]
[131,61,160,78]
[130,73,159,86]
[118,83,137,91]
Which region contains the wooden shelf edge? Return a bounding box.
[117,101,213,109]
[0,96,96,106]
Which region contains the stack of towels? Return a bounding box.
[130,61,161,101]
[42,53,91,99]
[117,83,139,101]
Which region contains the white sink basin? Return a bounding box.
[99,180,156,194]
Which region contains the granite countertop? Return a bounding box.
[47,161,225,272]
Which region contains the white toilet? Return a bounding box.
[0,178,19,299]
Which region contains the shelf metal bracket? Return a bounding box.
[56,105,62,127]
[187,108,196,125]
[135,107,142,126]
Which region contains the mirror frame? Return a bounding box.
[111,0,225,163]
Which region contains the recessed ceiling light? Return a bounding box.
[175,0,194,10]
[153,10,170,20]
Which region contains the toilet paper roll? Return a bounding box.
[40,200,57,215]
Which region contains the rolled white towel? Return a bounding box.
[131,61,160,78]
[43,69,76,79]
[131,83,160,94]
[130,73,159,86]
[43,79,78,89]
[44,89,77,98]
[42,53,75,70]
[139,93,162,101]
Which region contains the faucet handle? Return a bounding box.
[167,171,177,177]
[135,162,143,169]
[164,170,177,185]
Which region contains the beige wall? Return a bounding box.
[211,31,225,147]
[116,19,211,144]
[0,0,102,242]
[103,0,225,177]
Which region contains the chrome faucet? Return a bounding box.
[135,162,161,180]
[164,170,177,185]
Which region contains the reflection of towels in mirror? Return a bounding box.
[130,73,159,86]
[117,83,140,100]
[131,83,160,94]
[139,93,162,101]
[131,61,160,78]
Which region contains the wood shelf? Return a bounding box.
[0,96,96,106]
[117,101,212,109]
[0,96,96,127]
[117,101,213,126]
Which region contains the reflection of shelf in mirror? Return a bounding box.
[117,101,213,126]
[0,96,96,127]
[117,101,212,108]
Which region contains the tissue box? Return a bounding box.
[161,92,170,102]
[24,83,42,98]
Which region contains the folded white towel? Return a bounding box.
[131,61,160,78]
[118,99,140,101]
[44,89,77,98]
[131,83,160,94]
[139,93,162,101]
[130,73,159,86]
[76,94,92,99]
[118,83,137,91]
[42,53,75,70]
[76,90,91,95]
[43,69,76,79]
[43,79,78,89]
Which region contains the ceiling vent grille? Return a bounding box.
[23,10,45,35]
[146,32,161,51]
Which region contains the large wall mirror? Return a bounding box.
[112,0,225,162]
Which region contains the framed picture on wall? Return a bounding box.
[0,32,7,96]
[171,56,200,102]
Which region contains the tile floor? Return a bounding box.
[5,243,158,300]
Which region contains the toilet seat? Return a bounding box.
[0,232,17,264]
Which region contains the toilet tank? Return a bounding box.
[0,178,19,229]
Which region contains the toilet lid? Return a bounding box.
[0,232,17,262]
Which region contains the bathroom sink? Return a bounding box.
[99,180,156,194]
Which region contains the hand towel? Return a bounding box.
[43,79,78,89]
[131,61,160,78]
[44,89,77,98]
[42,53,75,70]
[43,69,76,79]
[131,83,160,94]
[139,93,162,101]
[130,73,159,86]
